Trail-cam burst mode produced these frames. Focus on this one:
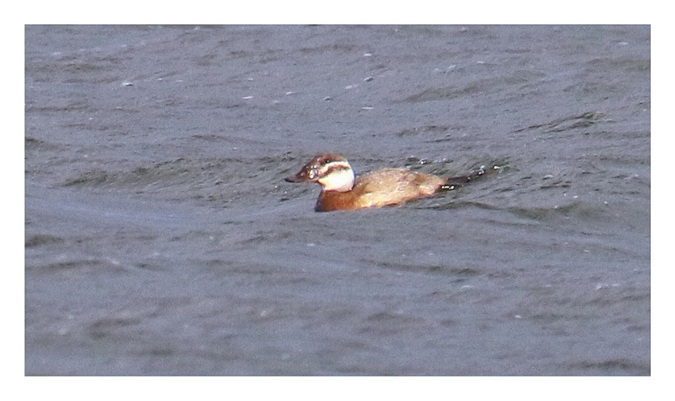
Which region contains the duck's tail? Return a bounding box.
[440,165,501,191]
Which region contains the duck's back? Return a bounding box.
[316,168,445,211]
[358,168,445,195]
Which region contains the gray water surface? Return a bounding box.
[25,25,650,375]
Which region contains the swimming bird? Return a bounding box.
[285,153,489,212]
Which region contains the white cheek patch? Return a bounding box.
[318,165,355,192]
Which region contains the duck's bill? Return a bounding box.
[285,173,310,183]
[285,167,317,183]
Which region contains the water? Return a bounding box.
[25,25,650,375]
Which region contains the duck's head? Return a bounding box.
[285,153,355,192]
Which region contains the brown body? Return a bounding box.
[315,168,445,211]
[285,154,473,212]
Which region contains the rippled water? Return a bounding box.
[25,25,649,375]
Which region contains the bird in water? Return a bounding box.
[285,153,493,212]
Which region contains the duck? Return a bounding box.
[285,153,489,212]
